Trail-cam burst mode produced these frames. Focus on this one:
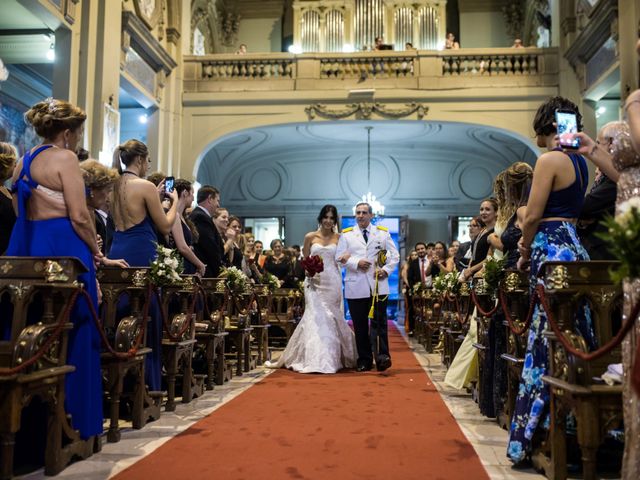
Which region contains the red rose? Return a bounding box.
[301,255,324,277]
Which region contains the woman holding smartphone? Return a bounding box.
[507,96,597,465]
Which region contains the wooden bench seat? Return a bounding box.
[0,257,99,478]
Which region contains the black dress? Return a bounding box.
[500,214,522,269]
[264,255,292,286]
[0,192,16,255]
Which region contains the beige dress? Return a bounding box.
[613,132,640,479]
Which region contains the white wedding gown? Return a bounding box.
[266,243,357,373]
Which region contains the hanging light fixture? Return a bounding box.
[353,126,385,216]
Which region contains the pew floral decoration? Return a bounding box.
[482,253,507,296]
[219,266,252,294]
[300,255,324,277]
[411,282,428,295]
[598,198,640,282]
[148,244,183,286]
[260,272,281,292]
[432,271,460,297]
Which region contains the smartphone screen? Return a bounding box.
[165,176,175,193]
[555,110,580,149]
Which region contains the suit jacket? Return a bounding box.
[94,210,114,256]
[407,257,430,287]
[189,206,226,277]
[578,176,617,260]
[336,225,399,299]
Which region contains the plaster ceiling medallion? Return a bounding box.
[246,168,282,201]
[133,0,162,30]
[458,165,494,200]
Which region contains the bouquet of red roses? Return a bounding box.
[300,255,324,277]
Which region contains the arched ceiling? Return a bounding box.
[195,120,538,215]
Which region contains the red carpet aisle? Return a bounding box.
[114,324,489,480]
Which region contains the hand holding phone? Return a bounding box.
[555,110,580,149]
[165,176,175,193]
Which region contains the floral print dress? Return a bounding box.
[507,221,597,463]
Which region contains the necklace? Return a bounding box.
[122,170,139,177]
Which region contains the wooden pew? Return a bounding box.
[159,277,205,411]
[538,261,623,480]
[0,257,98,478]
[96,267,160,443]
[471,278,495,410]
[195,277,230,388]
[251,285,271,365]
[225,289,254,376]
[267,288,301,347]
[499,270,530,430]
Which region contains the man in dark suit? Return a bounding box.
[578,170,617,260]
[189,185,225,277]
[406,242,430,336]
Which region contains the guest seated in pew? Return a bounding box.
[168,179,205,276]
[109,139,179,391]
[507,96,597,465]
[0,142,17,255]
[5,98,103,439]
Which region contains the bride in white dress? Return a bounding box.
[266,205,357,373]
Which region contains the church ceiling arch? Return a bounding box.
[194,120,539,212]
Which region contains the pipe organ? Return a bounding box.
[293,1,446,52]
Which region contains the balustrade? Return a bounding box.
[184,48,558,93]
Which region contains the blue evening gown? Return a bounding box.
[4,145,103,439]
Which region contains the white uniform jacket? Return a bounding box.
[336,225,399,299]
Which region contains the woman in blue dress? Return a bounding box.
[507,96,596,464]
[5,98,102,440]
[108,139,178,391]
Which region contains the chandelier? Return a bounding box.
[353,126,385,216]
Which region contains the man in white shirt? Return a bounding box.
[336,202,399,371]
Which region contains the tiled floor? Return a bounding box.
[18,330,546,480]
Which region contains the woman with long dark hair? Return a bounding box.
[266,204,356,373]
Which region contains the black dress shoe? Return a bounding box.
[356,364,372,372]
[376,355,392,372]
[408,331,414,337]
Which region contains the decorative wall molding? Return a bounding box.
[304,102,427,120]
[121,11,177,76]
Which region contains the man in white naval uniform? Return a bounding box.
[336,202,399,371]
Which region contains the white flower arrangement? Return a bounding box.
[149,244,184,286]
[598,199,640,282]
[219,266,252,294]
[432,271,459,296]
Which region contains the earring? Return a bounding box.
[64,142,69,150]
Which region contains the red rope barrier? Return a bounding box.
[499,288,538,336]
[0,290,80,376]
[87,284,150,359]
[471,289,500,317]
[154,285,198,342]
[536,284,640,362]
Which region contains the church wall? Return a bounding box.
[237,17,283,53]
[459,11,511,48]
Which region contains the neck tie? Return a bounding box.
[362,229,368,243]
[420,258,426,284]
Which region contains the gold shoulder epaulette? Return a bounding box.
[376,225,388,231]
[342,227,354,233]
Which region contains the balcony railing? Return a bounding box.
[183,47,558,92]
